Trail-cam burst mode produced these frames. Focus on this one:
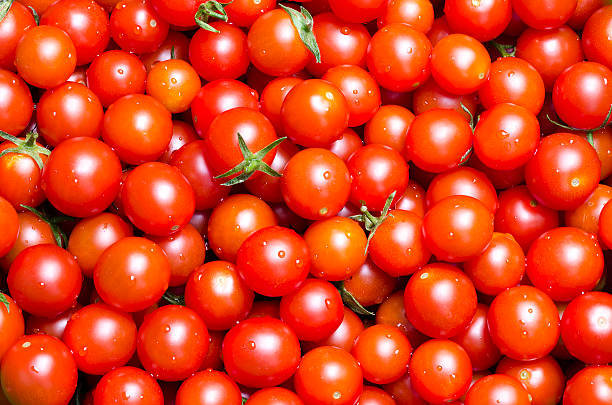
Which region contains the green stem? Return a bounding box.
[350,191,396,254]
[0,131,50,170]
[280,5,321,63]
[0,0,14,23]
[194,0,231,33]
[20,204,71,248]
[162,291,185,306]
[490,40,516,57]
[546,104,612,148]
[0,293,10,312]
[337,282,375,316]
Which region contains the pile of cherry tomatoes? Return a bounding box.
[0,0,611,404]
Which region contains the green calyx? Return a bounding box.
[0,293,10,312]
[194,0,231,33]
[547,104,612,148]
[162,291,185,306]
[350,191,396,254]
[0,131,51,170]
[280,4,321,63]
[214,133,286,186]
[337,282,375,316]
[20,204,73,248]
[490,40,516,57]
[0,0,14,23]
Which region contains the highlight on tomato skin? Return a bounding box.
[0,1,611,404]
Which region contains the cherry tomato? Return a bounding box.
[281,148,351,220]
[409,339,472,404]
[412,78,478,121]
[342,258,396,306]
[40,0,110,66]
[146,59,200,114]
[93,366,164,405]
[207,194,277,262]
[159,120,199,164]
[247,9,311,77]
[0,69,33,136]
[225,0,276,27]
[175,370,242,405]
[405,108,473,173]
[137,305,210,381]
[0,212,55,271]
[487,285,560,361]
[8,244,82,318]
[122,162,195,236]
[464,374,531,405]
[582,5,612,70]
[87,50,147,107]
[527,227,604,302]
[512,0,577,30]
[565,184,612,236]
[222,317,301,388]
[364,104,414,154]
[451,304,501,371]
[426,166,498,213]
[377,0,434,33]
[496,356,565,405]
[312,306,364,352]
[599,199,612,248]
[149,0,200,27]
[63,303,137,375]
[0,294,24,361]
[352,324,412,384]
[15,25,76,89]
[382,371,428,405]
[422,195,494,262]
[366,23,432,92]
[404,263,477,338]
[0,335,78,405]
[376,290,428,349]
[185,261,254,330]
[294,346,363,405]
[431,33,490,95]
[525,133,600,211]
[94,237,170,312]
[141,30,190,71]
[464,232,525,296]
[0,197,18,258]
[562,366,612,405]
[246,387,304,405]
[0,2,36,71]
[280,278,344,341]
[25,304,80,339]
[110,0,169,54]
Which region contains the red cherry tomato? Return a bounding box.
[451,304,501,371]
[512,0,577,30]
[496,356,565,405]
[93,366,164,405]
[110,0,169,54]
[464,374,531,405]
[0,70,33,136]
[563,366,612,405]
[0,2,36,71]
[175,370,242,405]
[0,294,25,361]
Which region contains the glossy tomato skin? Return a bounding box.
[0,197,18,258]
[103,94,173,165]
[68,213,132,278]
[494,185,559,252]
[42,137,122,218]
[562,366,612,405]
[488,285,560,361]
[347,144,409,211]
[405,108,473,173]
[422,196,494,263]
[0,294,24,361]
[412,77,478,121]
[364,104,414,154]
[190,79,259,137]
[247,9,310,77]
[496,356,565,405]
[8,244,82,318]
[141,30,190,71]
[15,25,77,89]
[0,335,78,405]
[525,133,600,211]
[464,232,525,296]
[553,61,612,129]
[93,366,164,405]
[565,184,612,237]
[0,212,55,271]
[431,34,490,95]
[312,307,364,352]
[0,2,36,71]
[444,0,511,41]
[527,227,604,302]
[294,346,363,405]
[159,120,198,164]
[307,13,370,77]
[426,166,498,213]
[246,387,304,405]
[237,226,310,297]
[63,303,137,375]
[94,237,170,312]
[281,148,351,220]
[366,23,432,92]
[207,194,277,262]
[376,290,428,349]
[352,324,412,384]
[582,5,612,70]
[0,69,33,136]
[40,0,110,66]
[516,26,584,90]
[478,57,545,114]
[473,103,540,171]
[369,209,430,277]
[404,263,477,339]
[175,370,242,405]
[464,374,531,405]
[222,317,301,388]
[328,0,385,23]
[409,339,472,404]
[281,79,349,148]
[146,58,201,114]
[560,291,612,364]
[377,0,434,33]
[225,0,276,27]
[342,258,396,306]
[599,199,612,248]
[512,0,577,30]
[137,305,210,381]
[246,140,299,202]
[122,162,195,236]
[185,261,254,330]
[110,0,169,54]
[149,0,200,27]
[451,304,501,371]
[86,50,147,107]
[280,278,343,341]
